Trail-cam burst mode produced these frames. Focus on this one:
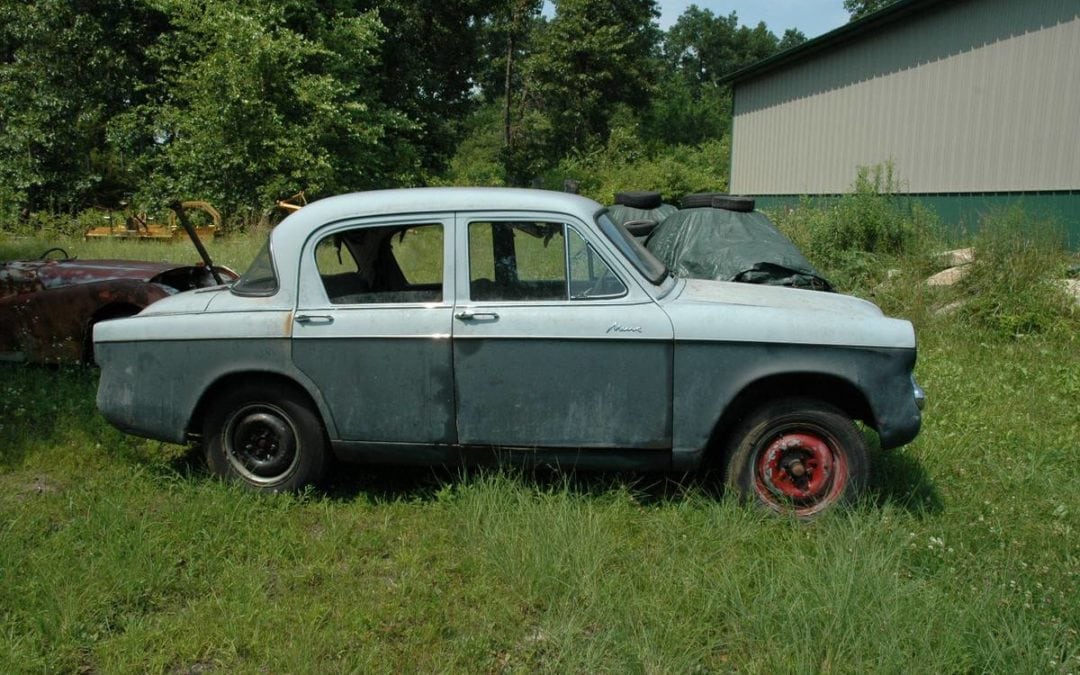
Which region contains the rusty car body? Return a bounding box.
[1,248,236,364]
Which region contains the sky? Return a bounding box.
[653,1,850,37]
[542,1,851,40]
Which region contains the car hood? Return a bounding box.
[663,279,914,349]
[3,259,191,291]
[675,278,883,317]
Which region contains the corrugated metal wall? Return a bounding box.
[730,0,1080,195]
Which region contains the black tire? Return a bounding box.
[623,218,659,237]
[204,382,327,492]
[679,192,727,209]
[711,195,755,212]
[724,397,868,518]
[614,190,662,209]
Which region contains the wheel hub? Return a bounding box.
[757,433,836,502]
[226,408,298,482]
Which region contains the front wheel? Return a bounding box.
[204,383,327,492]
[725,398,868,518]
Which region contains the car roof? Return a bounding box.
[271,187,603,251]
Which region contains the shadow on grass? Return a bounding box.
[869,444,943,516]
[163,441,941,517]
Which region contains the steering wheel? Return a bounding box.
[39,247,71,260]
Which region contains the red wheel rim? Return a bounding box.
[754,431,848,513]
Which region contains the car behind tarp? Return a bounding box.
[647,195,833,291]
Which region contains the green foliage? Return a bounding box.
[663,7,798,87]
[520,0,662,161]
[954,206,1077,338]
[556,129,730,206]
[0,0,166,215]
[365,0,497,173]
[770,165,941,294]
[436,104,509,187]
[111,0,410,217]
[641,80,731,147]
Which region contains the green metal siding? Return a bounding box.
[754,192,1080,248]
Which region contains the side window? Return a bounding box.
[568,228,627,299]
[315,223,443,304]
[468,221,567,301]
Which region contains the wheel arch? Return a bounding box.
[186,371,331,442]
[704,372,874,468]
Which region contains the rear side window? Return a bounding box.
[315,223,443,304]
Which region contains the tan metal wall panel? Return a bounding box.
[730,0,1080,195]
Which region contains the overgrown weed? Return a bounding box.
[953,206,1077,338]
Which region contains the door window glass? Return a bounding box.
[315,224,443,304]
[468,221,567,301]
[568,228,627,299]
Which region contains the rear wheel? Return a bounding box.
[725,398,868,518]
[204,383,327,492]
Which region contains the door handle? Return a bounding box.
[295,314,334,325]
[455,309,499,321]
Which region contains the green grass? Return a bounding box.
[1,231,265,274]
[2,232,1079,672]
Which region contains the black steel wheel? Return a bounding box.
[724,397,868,518]
[204,383,327,491]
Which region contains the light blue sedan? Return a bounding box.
[95,188,923,516]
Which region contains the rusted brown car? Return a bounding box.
[0,247,236,364]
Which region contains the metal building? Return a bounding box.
[726,0,1080,243]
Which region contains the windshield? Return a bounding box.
[231,238,278,296]
[595,210,669,284]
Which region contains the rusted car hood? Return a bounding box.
[1,259,212,293]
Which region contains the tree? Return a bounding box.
[0,0,168,215]
[111,0,410,215]
[664,7,799,87]
[844,0,896,21]
[778,28,807,51]
[522,0,662,160]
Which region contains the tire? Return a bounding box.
[623,218,659,237]
[724,397,868,518]
[614,190,662,209]
[204,382,327,492]
[679,192,727,209]
[711,195,755,212]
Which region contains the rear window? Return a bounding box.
[232,238,278,296]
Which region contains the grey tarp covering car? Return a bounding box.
[647,204,834,291]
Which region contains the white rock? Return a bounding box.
[926,266,969,287]
[936,247,975,268]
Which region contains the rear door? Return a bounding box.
[451,212,674,449]
[292,215,456,443]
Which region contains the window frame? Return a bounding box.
[461,216,629,304]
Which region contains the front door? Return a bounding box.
[451,215,674,449]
